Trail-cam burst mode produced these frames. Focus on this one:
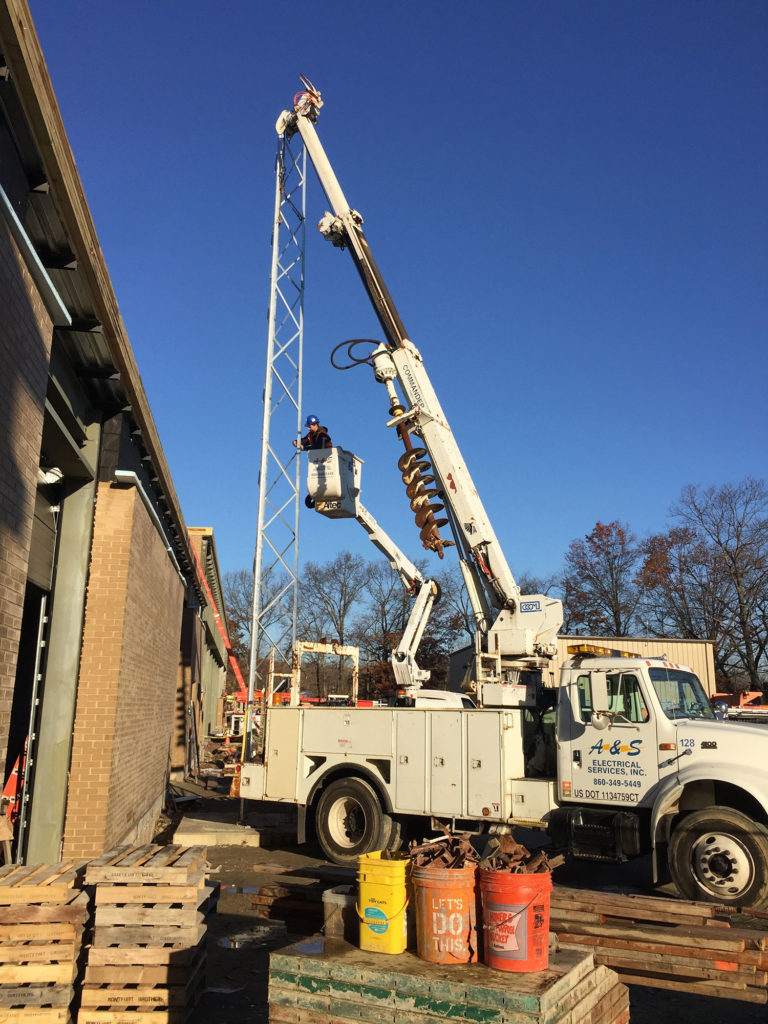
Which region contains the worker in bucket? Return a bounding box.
[293,414,332,451]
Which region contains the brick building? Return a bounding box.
[0,0,228,863]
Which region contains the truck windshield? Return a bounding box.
[649,667,715,720]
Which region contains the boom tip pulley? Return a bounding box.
[276,75,323,136]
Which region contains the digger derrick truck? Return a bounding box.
[240,79,768,909]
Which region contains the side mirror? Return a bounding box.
[590,712,610,731]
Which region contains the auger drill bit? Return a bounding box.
[397,448,453,557]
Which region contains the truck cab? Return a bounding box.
[550,649,768,907]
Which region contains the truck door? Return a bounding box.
[558,670,660,809]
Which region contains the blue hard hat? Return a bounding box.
[305,414,319,427]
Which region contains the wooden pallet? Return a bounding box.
[86,940,206,969]
[92,924,206,948]
[0,1010,71,1022]
[80,959,205,1010]
[0,891,88,958]
[551,883,768,1004]
[0,890,89,926]
[79,848,213,1022]
[0,937,82,963]
[0,981,74,1007]
[78,1012,194,1024]
[0,962,77,985]
[82,948,205,987]
[0,863,85,904]
[268,942,629,1024]
[84,846,207,886]
[93,881,219,929]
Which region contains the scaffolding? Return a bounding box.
[247,131,307,747]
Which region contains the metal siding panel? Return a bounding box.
[556,636,716,694]
[27,490,56,590]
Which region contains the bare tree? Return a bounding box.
[352,559,416,664]
[562,521,642,636]
[299,551,371,644]
[222,569,253,670]
[517,572,560,597]
[638,526,737,684]
[669,479,768,689]
[434,564,476,649]
[298,552,371,697]
[223,566,292,664]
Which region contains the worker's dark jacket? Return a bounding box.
[300,426,332,450]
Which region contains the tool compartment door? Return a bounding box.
[264,708,302,801]
[394,711,427,812]
[466,711,503,818]
[430,712,463,815]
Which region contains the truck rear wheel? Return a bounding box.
[669,806,768,908]
[315,778,392,866]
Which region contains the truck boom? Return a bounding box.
[279,79,561,694]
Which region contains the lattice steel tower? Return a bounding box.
[248,131,307,719]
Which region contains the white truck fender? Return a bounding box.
[650,778,684,847]
[652,760,768,847]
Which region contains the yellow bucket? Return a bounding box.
[357,851,411,954]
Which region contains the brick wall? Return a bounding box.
[0,220,52,769]
[64,483,184,858]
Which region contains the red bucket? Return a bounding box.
[412,864,479,964]
[479,868,551,972]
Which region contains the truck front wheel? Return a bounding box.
[315,778,392,866]
[669,807,768,908]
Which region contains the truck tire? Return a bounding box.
[381,815,406,855]
[315,777,392,866]
[669,806,768,908]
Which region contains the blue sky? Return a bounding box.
[30,1,767,584]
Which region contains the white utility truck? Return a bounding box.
[240,79,768,909]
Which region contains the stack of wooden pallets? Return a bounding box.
[0,862,88,1023]
[78,844,215,1024]
[268,940,629,1024]
[551,885,768,1004]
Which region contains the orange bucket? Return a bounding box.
[479,868,551,972]
[412,864,479,964]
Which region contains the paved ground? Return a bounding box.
[164,780,767,1024]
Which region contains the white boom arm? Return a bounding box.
[306,448,436,692]
[354,501,438,691]
[284,81,562,686]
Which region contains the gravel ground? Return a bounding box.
[165,781,767,1024]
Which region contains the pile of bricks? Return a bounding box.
[551,885,768,1004]
[252,882,326,933]
[77,844,215,1024]
[268,938,629,1024]
[0,862,88,1023]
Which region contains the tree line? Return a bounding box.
[224,477,768,695]
[223,553,474,699]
